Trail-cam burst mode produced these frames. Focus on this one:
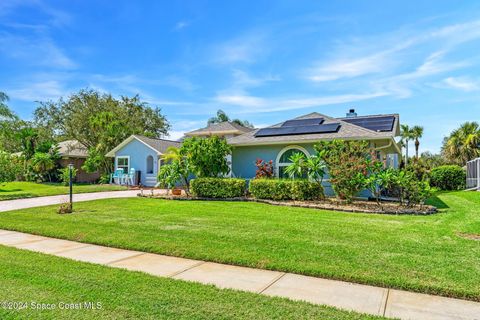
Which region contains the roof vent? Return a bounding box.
[346,108,357,118]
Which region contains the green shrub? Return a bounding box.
[191,178,246,198]
[430,165,466,190]
[0,152,23,183]
[249,179,324,201]
[59,167,78,186]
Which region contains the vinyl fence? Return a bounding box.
[466,157,480,190]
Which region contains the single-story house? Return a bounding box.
[184,121,254,139]
[227,110,401,197]
[105,135,180,186]
[105,109,401,195]
[57,140,101,183]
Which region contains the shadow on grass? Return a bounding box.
[426,193,450,209]
[0,189,22,193]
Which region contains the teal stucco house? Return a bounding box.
[227,110,401,196]
[106,109,401,193]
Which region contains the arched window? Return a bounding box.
[146,155,154,174]
[275,146,310,178]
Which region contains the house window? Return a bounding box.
[116,156,129,173]
[276,146,310,178]
[146,155,154,174]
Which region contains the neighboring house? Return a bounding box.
[105,135,181,186]
[57,140,100,183]
[184,121,254,139]
[227,110,401,197]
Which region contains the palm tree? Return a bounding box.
[31,152,55,182]
[442,122,480,165]
[400,124,414,165]
[284,152,307,179]
[207,109,254,128]
[411,125,424,158]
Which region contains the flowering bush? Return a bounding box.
[254,159,274,178]
[315,140,381,203]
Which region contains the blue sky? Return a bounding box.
[1,1,480,153]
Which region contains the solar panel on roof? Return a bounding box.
[281,117,324,127]
[342,116,395,132]
[254,123,340,137]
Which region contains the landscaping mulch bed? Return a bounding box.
[138,194,437,215]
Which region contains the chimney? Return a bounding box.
[346,108,357,118]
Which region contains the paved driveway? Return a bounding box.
[0,190,165,212]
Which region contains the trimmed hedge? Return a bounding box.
[190,178,246,198]
[430,165,466,190]
[249,179,324,201]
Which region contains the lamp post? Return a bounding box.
[68,163,74,210]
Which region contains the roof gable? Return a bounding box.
[105,135,181,157]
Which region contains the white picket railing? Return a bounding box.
[466,157,480,190]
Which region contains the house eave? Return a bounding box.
[229,136,399,149]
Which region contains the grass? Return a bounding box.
[0,181,127,201]
[0,191,479,301]
[0,246,380,320]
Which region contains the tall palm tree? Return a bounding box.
[411,125,424,158]
[400,124,414,165]
[442,122,480,165]
[207,109,254,128]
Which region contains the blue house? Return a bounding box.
[106,110,401,196]
[227,110,401,197]
[106,135,180,186]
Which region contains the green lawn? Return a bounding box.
[0,246,379,320]
[0,192,479,302]
[0,181,127,201]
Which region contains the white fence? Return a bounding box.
[466,157,480,190]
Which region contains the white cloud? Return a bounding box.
[0,32,77,69]
[211,33,268,64]
[307,54,387,82]
[7,80,66,101]
[174,21,190,30]
[214,91,387,113]
[442,77,480,91]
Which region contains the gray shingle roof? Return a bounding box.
[134,135,181,153]
[227,112,399,146]
[185,121,254,136]
[57,140,88,158]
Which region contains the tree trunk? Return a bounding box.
[415,139,420,158]
[405,141,409,165]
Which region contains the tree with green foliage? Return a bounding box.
[284,152,307,179]
[315,140,381,203]
[0,152,23,183]
[158,146,192,195]
[180,136,232,177]
[411,125,424,158]
[30,152,56,182]
[441,121,480,165]
[207,109,254,128]
[34,89,170,174]
[400,124,414,165]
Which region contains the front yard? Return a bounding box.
[0,246,375,319]
[0,181,127,201]
[0,191,479,301]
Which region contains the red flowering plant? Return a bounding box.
[255,158,274,178]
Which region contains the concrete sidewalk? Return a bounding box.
[0,230,479,319]
[0,190,166,212]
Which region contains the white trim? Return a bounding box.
[275,145,311,178]
[106,135,162,157]
[115,155,130,173]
